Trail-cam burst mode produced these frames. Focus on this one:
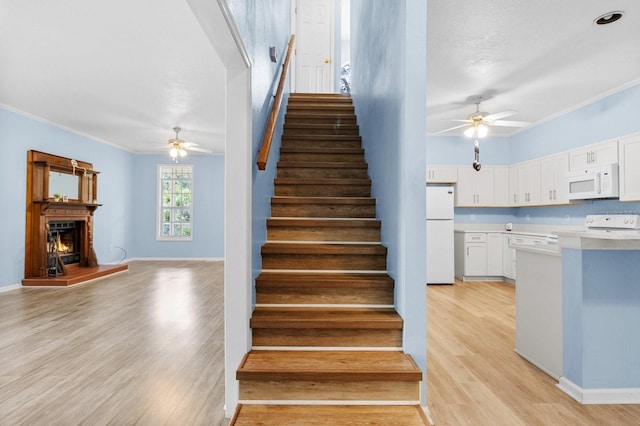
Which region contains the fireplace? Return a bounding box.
[23,150,128,286]
[47,221,82,275]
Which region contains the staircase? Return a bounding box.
[230,93,429,425]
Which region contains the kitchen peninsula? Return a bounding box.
[554,228,640,404]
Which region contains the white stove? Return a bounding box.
[585,214,640,234]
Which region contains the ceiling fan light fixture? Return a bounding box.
[477,123,488,138]
[464,126,475,138]
[594,11,623,25]
[169,147,179,158]
[179,148,187,157]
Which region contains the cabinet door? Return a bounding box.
[493,167,510,207]
[619,135,640,201]
[552,153,569,204]
[569,140,618,170]
[502,235,515,279]
[475,167,495,206]
[518,160,541,205]
[487,233,503,276]
[509,166,519,206]
[465,242,487,276]
[427,166,458,183]
[540,153,569,205]
[455,167,477,206]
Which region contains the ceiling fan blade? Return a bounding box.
[483,110,518,121]
[491,119,531,128]
[432,123,471,135]
[446,119,473,123]
[187,146,214,154]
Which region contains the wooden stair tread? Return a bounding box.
[230,404,430,425]
[280,147,364,154]
[250,307,402,329]
[282,134,361,140]
[284,123,359,129]
[267,218,380,228]
[277,161,367,169]
[256,271,393,288]
[262,242,386,255]
[274,178,371,185]
[237,350,422,381]
[271,196,375,205]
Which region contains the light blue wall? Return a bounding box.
[0,107,226,290]
[562,248,640,388]
[428,83,640,225]
[129,154,224,259]
[0,107,134,288]
[227,0,291,284]
[427,135,511,166]
[351,0,428,403]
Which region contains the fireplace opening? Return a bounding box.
[48,221,81,266]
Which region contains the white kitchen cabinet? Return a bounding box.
[487,232,503,276]
[493,167,510,207]
[427,165,458,183]
[619,134,640,201]
[464,233,487,276]
[509,166,519,206]
[540,153,569,205]
[455,166,495,206]
[569,139,618,170]
[516,160,541,205]
[502,234,515,280]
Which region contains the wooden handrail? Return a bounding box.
[257,34,295,171]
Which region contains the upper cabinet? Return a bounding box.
[456,166,495,207]
[539,153,569,205]
[426,166,458,183]
[516,160,541,206]
[569,139,618,170]
[619,134,640,201]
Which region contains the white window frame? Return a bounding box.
[157,164,194,241]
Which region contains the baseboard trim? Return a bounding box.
[0,283,22,293]
[557,377,640,404]
[238,399,421,406]
[118,257,224,263]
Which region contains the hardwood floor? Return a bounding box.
[0,260,228,425]
[427,280,640,425]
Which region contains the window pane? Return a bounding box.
[158,165,193,240]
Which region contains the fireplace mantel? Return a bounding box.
[23,151,127,286]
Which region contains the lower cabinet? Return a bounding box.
[455,232,503,280]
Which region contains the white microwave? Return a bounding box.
[567,163,619,200]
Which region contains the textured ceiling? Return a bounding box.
[0,0,226,154]
[427,0,640,136]
[2,1,639,152]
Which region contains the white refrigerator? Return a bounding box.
[426,185,455,284]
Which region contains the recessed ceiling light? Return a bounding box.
[594,11,624,25]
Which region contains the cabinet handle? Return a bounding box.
[467,247,469,256]
[593,151,597,164]
[549,190,552,200]
[553,189,557,200]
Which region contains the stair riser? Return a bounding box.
[255,287,394,305]
[281,138,362,149]
[274,184,371,197]
[285,115,357,125]
[267,226,380,242]
[239,380,420,401]
[252,329,402,347]
[262,254,386,270]
[283,126,360,136]
[271,204,376,218]
[279,153,364,163]
[287,105,354,112]
[277,167,368,179]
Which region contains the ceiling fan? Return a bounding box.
[435,96,531,138]
[168,126,212,160]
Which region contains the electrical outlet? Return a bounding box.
[565,214,570,221]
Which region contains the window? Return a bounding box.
[157,164,193,241]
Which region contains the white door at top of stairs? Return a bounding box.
[293,0,334,93]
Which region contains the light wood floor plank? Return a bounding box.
[427,281,640,425]
[0,260,228,425]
